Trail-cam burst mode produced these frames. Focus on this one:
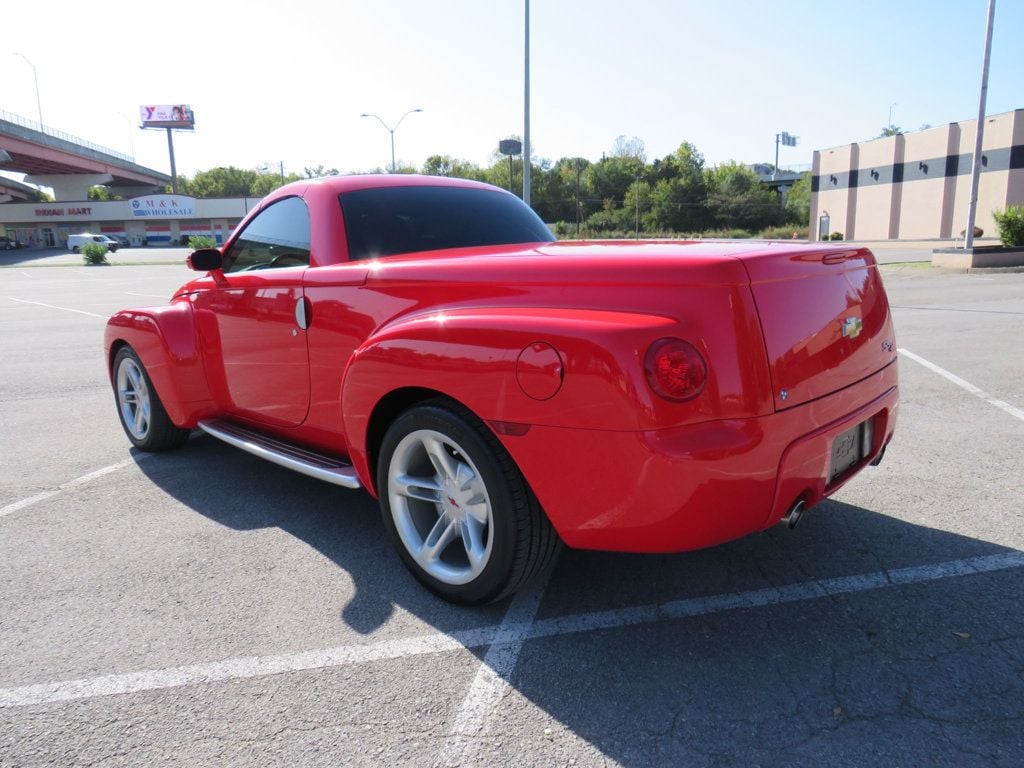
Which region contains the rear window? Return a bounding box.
[339,185,553,261]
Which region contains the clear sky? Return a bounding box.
[3,0,1022,182]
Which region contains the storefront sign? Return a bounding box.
[34,206,93,217]
[130,195,196,218]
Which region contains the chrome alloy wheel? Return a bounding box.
[116,356,151,440]
[387,429,494,586]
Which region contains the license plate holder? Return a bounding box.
[828,419,873,484]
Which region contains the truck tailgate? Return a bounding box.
[741,246,897,411]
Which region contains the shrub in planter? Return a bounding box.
[81,243,109,265]
[992,205,1024,247]
[188,235,218,250]
[829,231,844,241]
[959,226,984,238]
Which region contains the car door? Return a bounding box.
[192,196,313,428]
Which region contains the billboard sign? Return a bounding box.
[129,194,197,218]
[139,105,195,129]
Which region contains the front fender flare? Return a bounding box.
[104,301,214,427]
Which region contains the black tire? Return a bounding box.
[111,346,191,451]
[377,400,560,605]
[72,246,79,253]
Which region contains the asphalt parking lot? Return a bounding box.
[1,257,1022,767]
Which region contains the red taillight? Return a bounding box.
[644,338,707,402]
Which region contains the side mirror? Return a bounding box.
[187,248,223,272]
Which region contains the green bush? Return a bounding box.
[992,205,1024,247]
[81,243,109,265]
[188,235,218,250]
[757,225,810,240]
[829,231,845,241]
[702,228,753,239]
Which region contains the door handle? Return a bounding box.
[294,297,310,330]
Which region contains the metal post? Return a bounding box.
[279,160,285,183]
[964,0,996,251]
[508,155,514,193]
[166,127,178,194]
[773,133,780,181]
[523,0,531,207]
[390,130,396,174]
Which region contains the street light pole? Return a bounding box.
[360,109,423,173]
[116,112,136,160]
[523,0,531,206]
[14,52,44,131]
[964,0,996,251]
[888,102,897,130]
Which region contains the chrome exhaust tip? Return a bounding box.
[780,500,805,530]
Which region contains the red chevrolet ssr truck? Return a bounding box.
[105,175,898,604]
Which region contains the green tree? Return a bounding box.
[87,186,122,201]
[421,155,484,180]
[646,142,708,232]
[784,172,812,225]
[184,166,261,197]
[706,162,784,231]
[251,171,303,197]
[177,166,303,197]
[584,156,637,213]
[877,124,902,137]
[303,165,340,178]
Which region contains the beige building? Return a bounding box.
[810,108,1023,242]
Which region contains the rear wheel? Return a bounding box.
[377,401,559,605]
[112,346,190,451]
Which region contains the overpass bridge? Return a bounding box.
[0,110,171,201]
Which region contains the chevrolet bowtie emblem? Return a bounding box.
[842,317,863,339]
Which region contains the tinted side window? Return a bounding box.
[223,197,311,273]
[340,186,553,261]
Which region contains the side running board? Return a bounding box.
[197,419,361,489]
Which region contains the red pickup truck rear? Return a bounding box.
[457,241,899,553]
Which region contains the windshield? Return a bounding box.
[339,185,553,261]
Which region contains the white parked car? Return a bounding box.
[67,233,120,253]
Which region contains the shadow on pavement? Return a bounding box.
[135,434,1024,766]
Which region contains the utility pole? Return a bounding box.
[964,0,996,251]
[575,158,581,236]
[523,0,531,207]
[635,167,641,239]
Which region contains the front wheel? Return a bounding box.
[377,401,559,605]
[112,346,191,451]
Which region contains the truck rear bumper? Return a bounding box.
[500,360,898,553]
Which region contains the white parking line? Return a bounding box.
[7,296,106,319]
[0,458,144,519]
[19,271,34,278]
[124,291,172,299]
[2,550,1021,709]
[899,348,1024,422]
[441,565,554,766]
